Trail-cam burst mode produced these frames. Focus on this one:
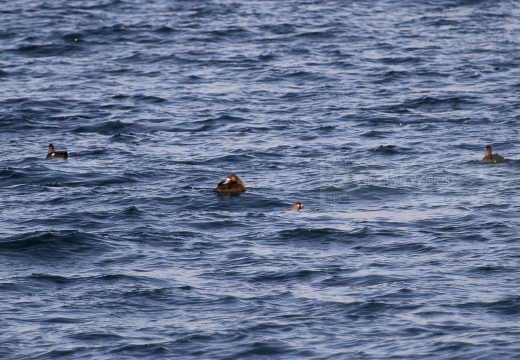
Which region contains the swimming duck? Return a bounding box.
[213,174,246,193]
[46,144,68,159]
[292,202,305,211]
[482,145,504,162]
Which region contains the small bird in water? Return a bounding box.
[213,174,246,193]
[482,145,504,162]
[292,202,305,211]
[46,144,68,159]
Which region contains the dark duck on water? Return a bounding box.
[213,174,246,193]
[46,144,68,159]
[482,145,504,162]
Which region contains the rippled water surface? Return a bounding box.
[2,0,520,359]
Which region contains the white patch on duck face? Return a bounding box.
[292,202,303,210]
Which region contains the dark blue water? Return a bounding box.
[2,0,520,358]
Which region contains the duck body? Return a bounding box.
[213,174,246,193]
[46,144,68,159]
[482,145,504,162]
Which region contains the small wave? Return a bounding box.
[72,120,138,135]
[0,230,110,259]
[458,296,520,316]
[369,144,400,155]
[9,42,81,57]
[28,273,72,284]
[276,227,364,243]
[224,340,297,359]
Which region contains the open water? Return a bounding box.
[1,0,520,359]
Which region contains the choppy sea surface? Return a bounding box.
[2,0,520,359]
